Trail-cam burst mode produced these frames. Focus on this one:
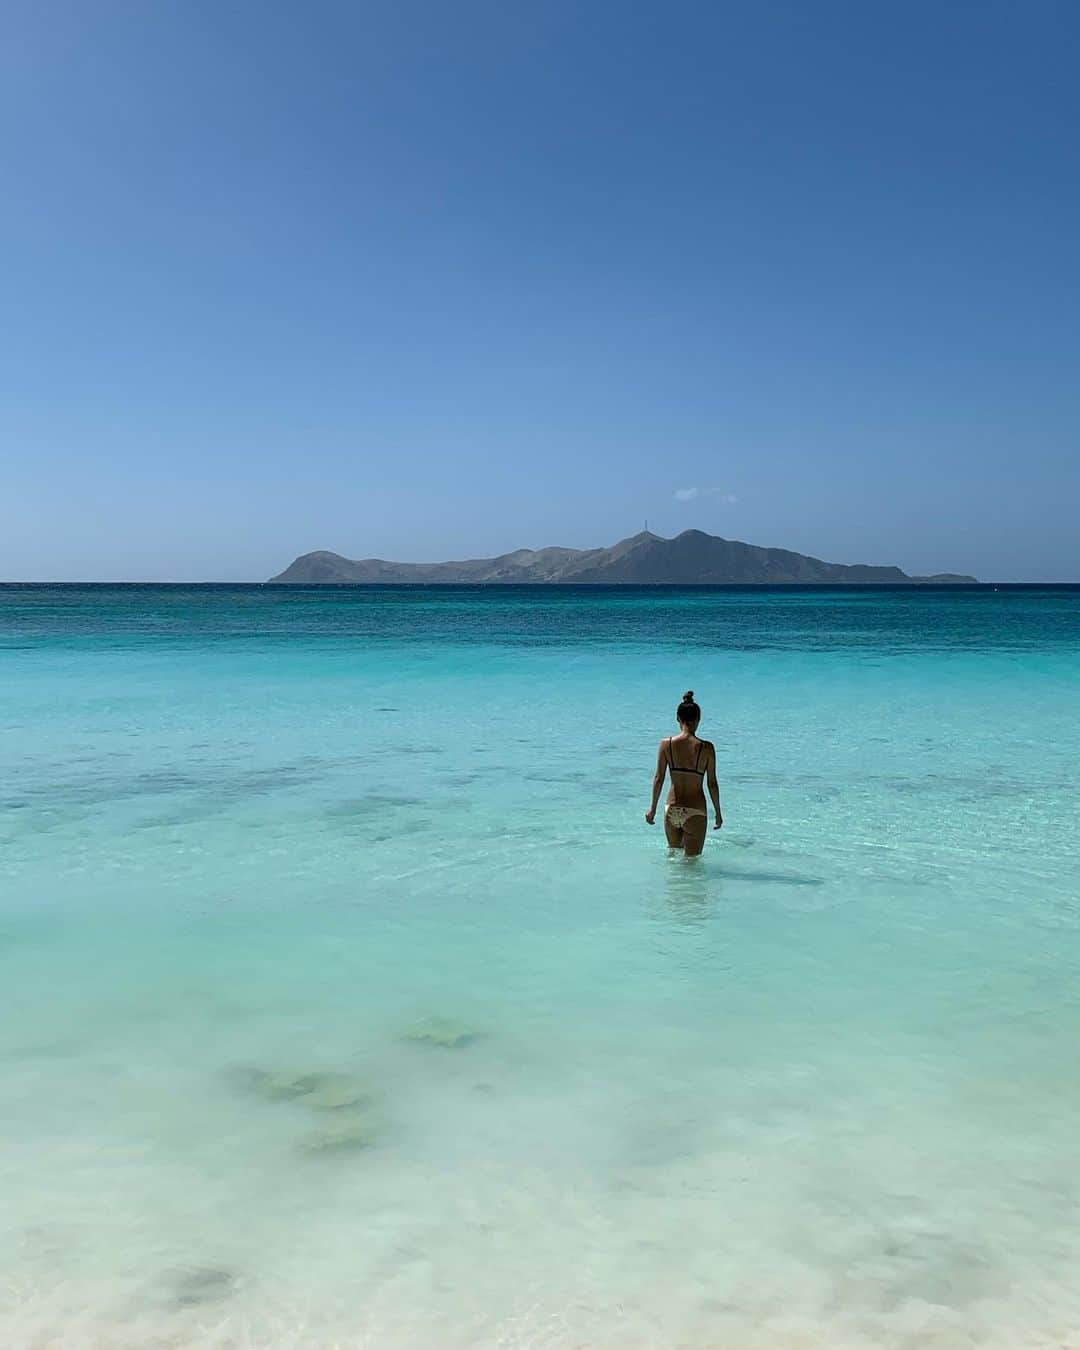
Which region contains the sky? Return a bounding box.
[2,0,1077,582]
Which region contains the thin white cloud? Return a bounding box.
[674,487,737,504]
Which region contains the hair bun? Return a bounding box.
[683,689,694,702]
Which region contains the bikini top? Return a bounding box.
[667,738,706,776]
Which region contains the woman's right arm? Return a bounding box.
[706,743,723,829]
[645,740,667,824]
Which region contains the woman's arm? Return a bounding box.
[644,740,668,824]
[706,743,722,829]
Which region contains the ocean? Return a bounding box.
[3,583,1079,1349]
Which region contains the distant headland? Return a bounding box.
[269,530,976,585]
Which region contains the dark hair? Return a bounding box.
[677,689,700,725]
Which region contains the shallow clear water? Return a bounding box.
[3,585,1079,1349]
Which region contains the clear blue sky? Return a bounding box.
[3,0,1077,581]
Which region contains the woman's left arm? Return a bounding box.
[645,740,667,824]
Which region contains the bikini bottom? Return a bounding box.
[665,805,707,829]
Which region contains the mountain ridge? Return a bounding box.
[269,530,977,585]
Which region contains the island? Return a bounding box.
[269,530,977,586]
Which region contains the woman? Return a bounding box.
[644,690,723,855]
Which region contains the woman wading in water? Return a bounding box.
[644,691,722,855]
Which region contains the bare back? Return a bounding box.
[665,733,711,809]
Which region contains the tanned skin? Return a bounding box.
[645,716,722,856]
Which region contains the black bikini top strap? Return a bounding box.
[667,737,674,767]
[695,741,704,770]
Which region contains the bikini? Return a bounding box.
[664,738,708,828]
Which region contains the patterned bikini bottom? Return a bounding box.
[665,804,707,829]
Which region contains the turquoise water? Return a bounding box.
[3,584,1080,1349]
